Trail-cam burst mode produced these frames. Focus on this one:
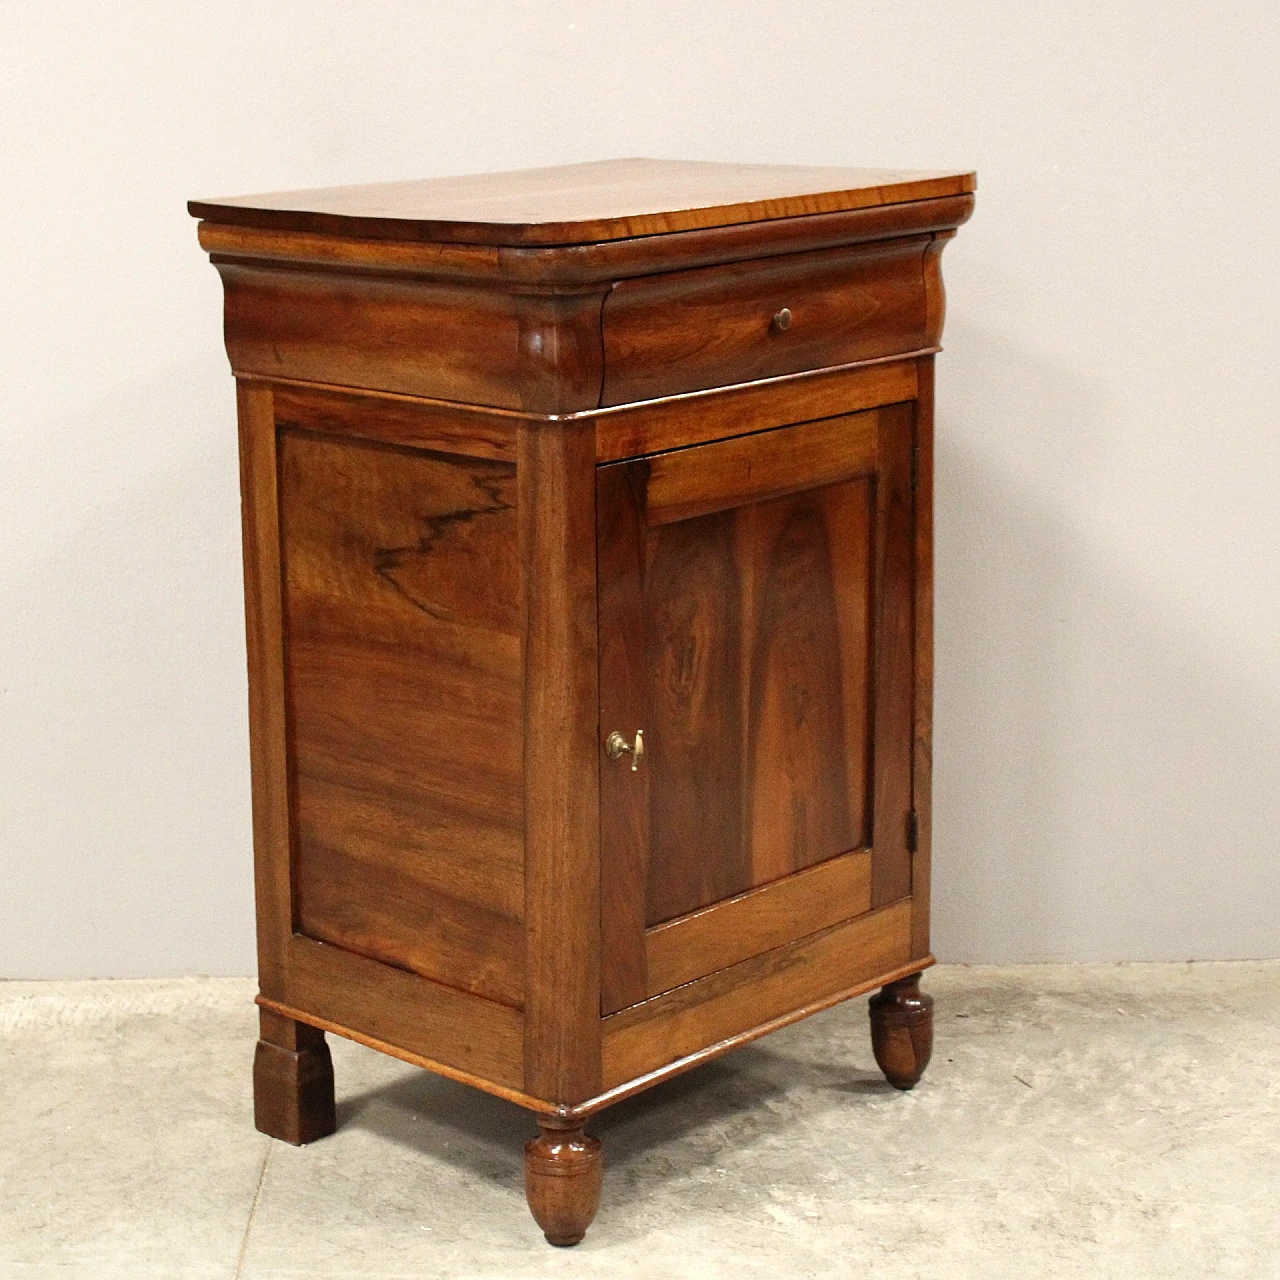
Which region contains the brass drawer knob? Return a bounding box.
[772,307,792,332]
[605,729,644,771]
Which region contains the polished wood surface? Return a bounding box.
[201,167,969,414]
[279,427,524,1006]
[198,193,973,287]
[593,355,918,463]
[272,381,515,462]
[276,934,525,1091]
[606,469,874,920]
[602,238,931,405]
[194,156,971,1245]
[602,900,913,1089]
[236,382,291,1000]
[597,404,915,1010]
[869,973,935,1090]
[871,405,917,907]
[518,418,602,1104]
[911,356,936,958]
[253,1009,336,1146]
[644,848,872,1000]
[192,157,975,246]
[261,958,932,1123]
[577,956,932,1118]
[640,407,879,525]
[218,262,524,406]
[524,1120,604,1247]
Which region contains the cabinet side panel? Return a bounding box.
[520,419,602,1103]
[237,381,292,998]
[911,357,935,958]
[278,427,525,1007]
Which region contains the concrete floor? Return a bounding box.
[1,964,1277,1279]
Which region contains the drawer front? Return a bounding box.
[600,236,931,406]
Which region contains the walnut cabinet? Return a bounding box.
[190,158,974,1244]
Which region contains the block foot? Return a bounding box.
[253,1008,336,1145]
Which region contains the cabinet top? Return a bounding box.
[188,157,975,248]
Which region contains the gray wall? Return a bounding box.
[3,2,1277,977]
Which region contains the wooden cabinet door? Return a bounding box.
[597,403,916,1013]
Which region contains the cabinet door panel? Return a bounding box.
[598,404,914,1012]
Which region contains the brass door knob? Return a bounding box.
[772,307,792,332]
[605,729,644,771]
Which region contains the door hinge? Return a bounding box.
[911,444,920,492]
[907,808,919,853]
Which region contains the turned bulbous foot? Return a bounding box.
[524,1120,603,1246]
[253,1009,337,1145]
[869,973,934,1090]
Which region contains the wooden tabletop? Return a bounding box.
[188,157,975,247]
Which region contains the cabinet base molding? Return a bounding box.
[256,948,934,1122]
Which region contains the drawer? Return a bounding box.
[600,236,932,406]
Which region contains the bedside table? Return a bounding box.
[189,157,974,1244]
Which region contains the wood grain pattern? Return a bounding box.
[644,848,872,999]
[643,408,879,526]
[911,357,935,958]
[279,428,524,1005]
[216,262,526,407]
[199,193,975,287]
[191,157,976,247]
[519,418,602,1104]
[279,934,524,1091]
[642,502,747,923]
[577,956,931,1117]
[740,485,869,885]
[271,381,516,461]
[597,419,880,954]
[601,238,930,405]
[870,402,917,908]
[513,291,608,414]
[595,465,652,1014]
[236,381,292,1001]
[594,356,918,463]
[601,900,912,1088]
[257,995,551,1113]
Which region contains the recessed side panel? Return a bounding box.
[277,424,524,1007]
